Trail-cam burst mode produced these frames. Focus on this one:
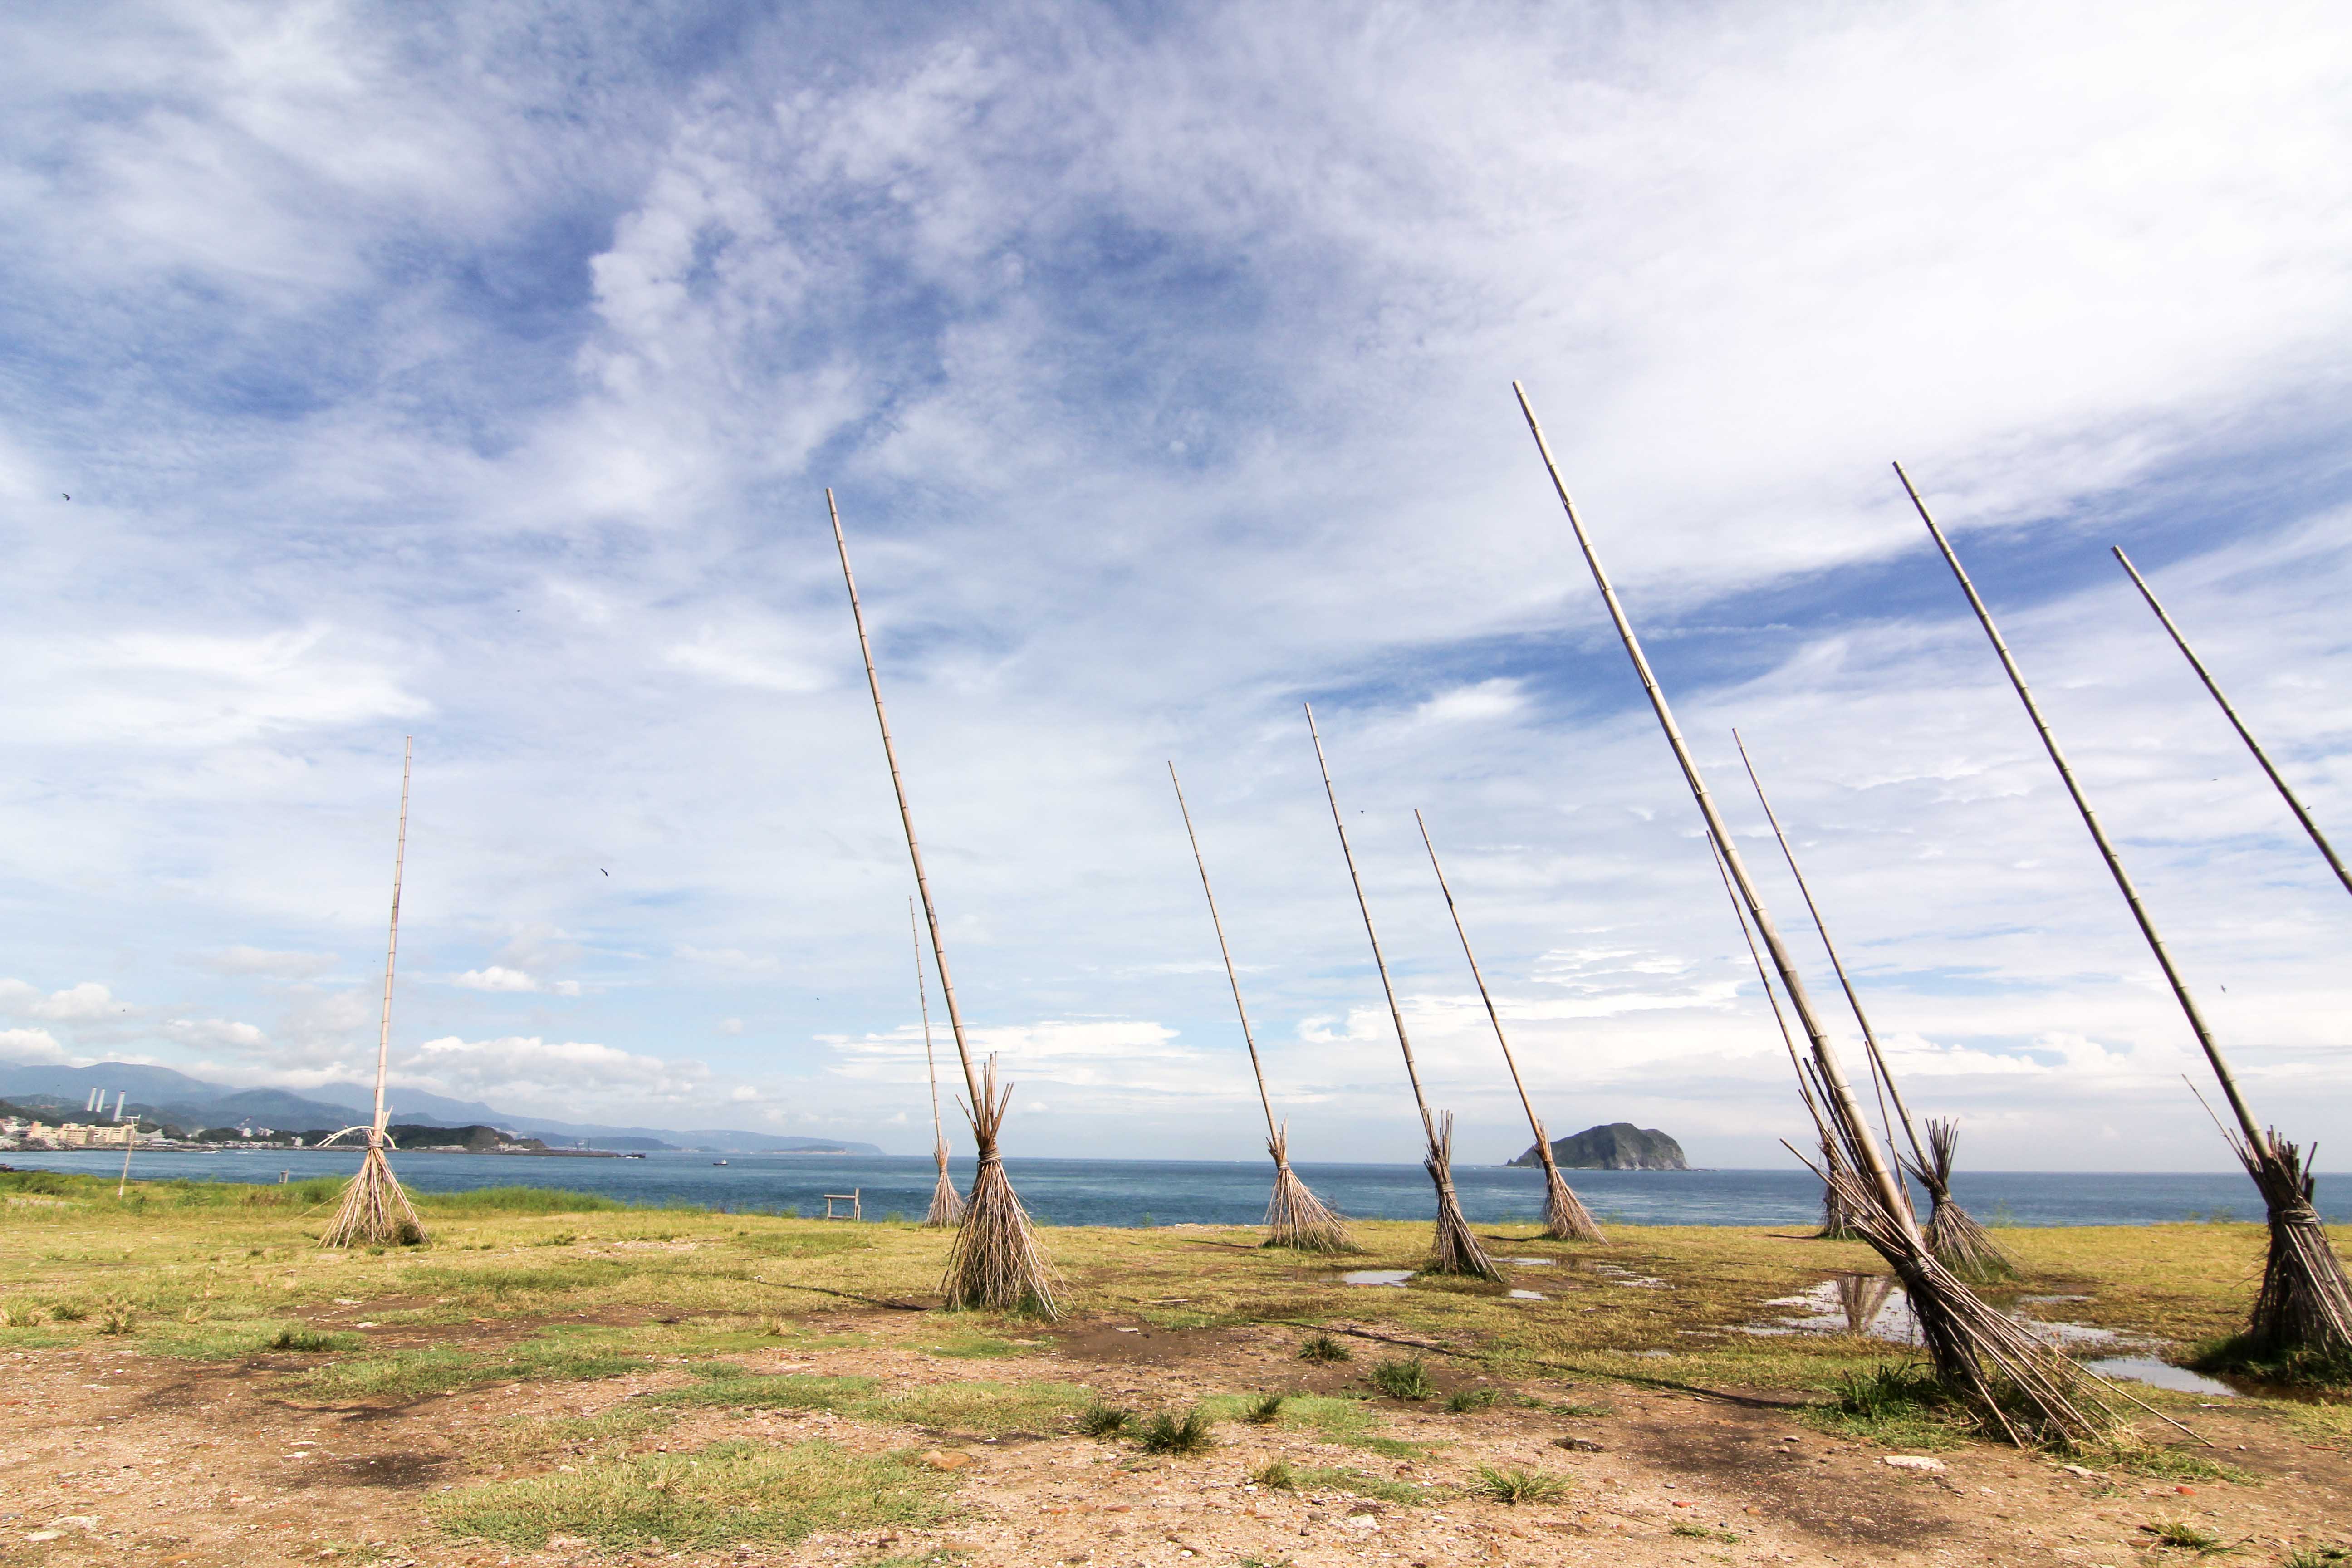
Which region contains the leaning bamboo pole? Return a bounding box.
[1414,810,1602,1243]
[829,491,1053,1317]
[321,737,426,1249]
[1702,828,1857,1240]
[1731,733,2015,1279]
[1305,705,1503,1281]
[1169,764,1354,1252]
[1898,465,2352,1365]
[2113,546,2352,903]
[912,899,963,1229]
[1514,384,2111,1444]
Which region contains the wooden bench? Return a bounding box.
[823,1189,861,1220]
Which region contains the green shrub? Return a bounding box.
[1297,1333,1351,1364]
[1444,1388,1497,1413]
[1244,1394,1286,1425]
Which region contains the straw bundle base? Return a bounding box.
[2244,1134,2352,1361]
[939,1062,1056,1317]
[925,1152,965,1229]
[1816,1140,1861,1240]
[1423,1114,1505,1281]
[1828,1163,2117,1446]
[1539,1156,1605,1243]
[319,1145,425,1249]
[1264,1130,1355,1252]
[1916,1119,2018,1280]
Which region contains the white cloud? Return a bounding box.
[403,1035,711,1111]
[451,967,540,993]
[0,1027,69,1064]
[165,1018,269,1050]
[204,946,339,980]
[24,983,119,1021]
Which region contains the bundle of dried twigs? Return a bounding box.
[1837,1271,1896,1333]
[1921,1119,2017,1281]
[1417,811,1602,1244]
[1264,1124,1355,1253]
[1169,763,1353,1253]
[941,1057,1057,1315]
[320,1141,425,1248]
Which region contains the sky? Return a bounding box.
[2,0,2348,1170]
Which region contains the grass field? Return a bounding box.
[5,1167,2349,1565]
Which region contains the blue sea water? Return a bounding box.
[6,1148,2334,1228]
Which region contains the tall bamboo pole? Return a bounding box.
[1169,763,1352,1250]
[1510,386,1917,1238]
[2112,546,2352,902]
[1414,809,1602,1242]
[1305,704,1501,1279]
[1899,465,2349,1355]
[1894,469,2260,1145]
[829,490,1052,1315]
[1732,732,1928,1174]
[373,736,412,1142]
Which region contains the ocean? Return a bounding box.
[6,1147,2334,1228]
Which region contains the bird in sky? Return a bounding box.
[601,868,609,876]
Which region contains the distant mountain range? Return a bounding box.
[0,1058,884,1155]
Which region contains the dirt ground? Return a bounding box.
[8,1298,2351,1568]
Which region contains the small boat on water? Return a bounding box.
[712,1159,728,1166]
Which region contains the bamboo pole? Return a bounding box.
[1894,468,2261,1147]
[828,490,1052,1315]
[1898,465,2349,1356]
[1731,732,1927,1174]
[1733,733,2014,1276]
[116,1093,135,1198]
[1510,386,1916,1237]
[1514,388,2111,1441]
[1413,809,1602,1242]
[1304,704,1502,1279]
[913,898,962,1228]
[2112,546,2352,902]
[322,738,425,1247]
[1169,763,1353,1251]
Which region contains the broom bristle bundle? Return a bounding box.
[2239,1132,2352,1357]
[1534,1144,1604,1243]
[1423,1114,1505,1281]
[1264,1126,1355,1253]
[925,1144,964,1229]
[939,1059,1057,1317]
[319,1142,425,1248]
[1916,1119,2019,1281]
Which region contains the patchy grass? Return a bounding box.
[1444,1387,1499,1413]
[1135,1406,1216,1455]
[1804,1363,1962,1450]
[1296,1333,1351,1363]
[428,1438,953,1551]
[1670,1522,1743,1542]
[1368,1357,1435,1401]
[658,1368,1091,1435]
[1077,1403,1132,1437]
[2096,1444,2256,1486]
[2142,1519,2225,1553]
[1243,1393,1287,1425]
[2188,1333,2352,1392]
[304,1335,647,1401]
[1284,1465,1431,1504]
[1470,1466,1569,1504]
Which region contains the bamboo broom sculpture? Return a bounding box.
[1703,828,1858,1240]
[1306,705,1504,1281]
[1415,810,1602,1243]
[1515,384,2111,1444]
[1733,733,2016,1280]
[1899,465,2352,1367]
[912,899,963,1229]
[830,491,1054,1316]
[320,736,427,1249]
[1169,763,1354,1252]
[2113,547,2352,903]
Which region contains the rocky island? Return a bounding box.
[1511,1121,1688,1170]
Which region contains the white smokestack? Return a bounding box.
[113,1091,127,1122]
